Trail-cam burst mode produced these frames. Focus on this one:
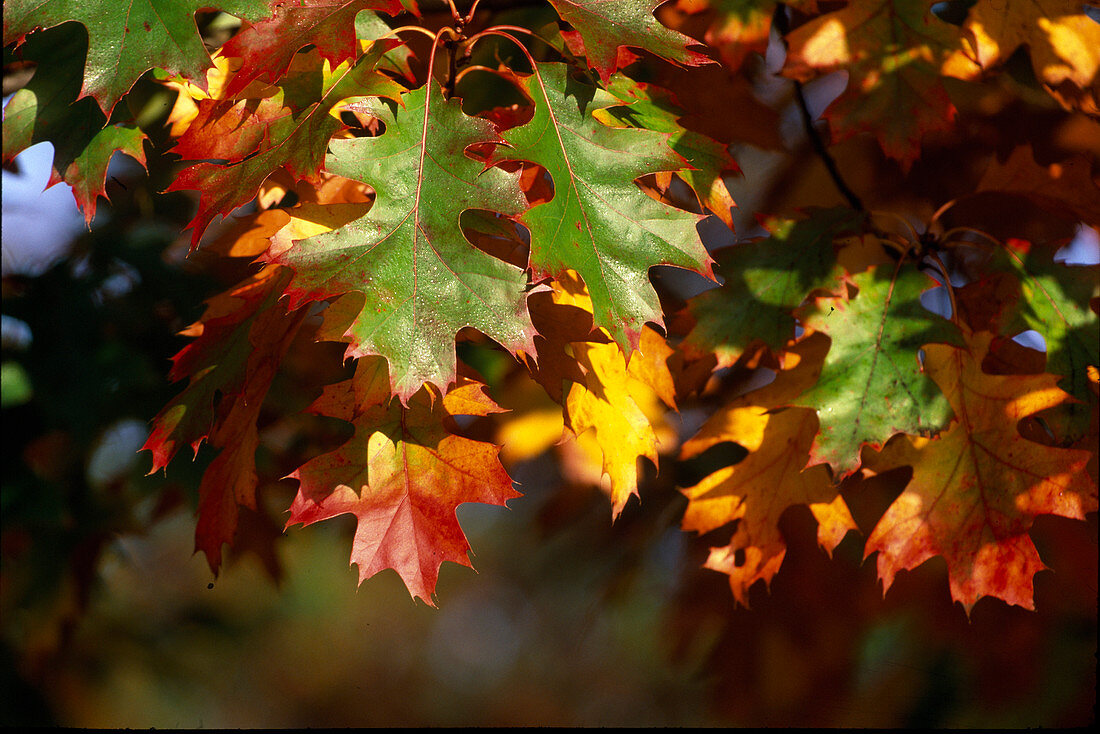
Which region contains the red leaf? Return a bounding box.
[219,1,407,98]
[285,358,519,605]
[547,0,713,82]
[142,266,308,573]
[169,44,403,247]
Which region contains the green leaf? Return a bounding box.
[795,262,960,476]
[597,73,740,228]
[545,0,712,82]
[499,61,712,351]
[270,80,537,402]
[1,23,146,223]
[683,208,862,367]
[3,0,270,115]
[1003,250,1099,439]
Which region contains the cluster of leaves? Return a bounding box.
[3,0,1097,612]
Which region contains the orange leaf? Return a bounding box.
[679,333,855,605]
[864,330,1097,613]
[977,145,1100,229]
[683,407,852,606]
[285,358,519,605]
[784,0,961,168]
[942,0,1100,94]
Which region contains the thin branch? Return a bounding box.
[772,4,865,214]
[790,80,865,213]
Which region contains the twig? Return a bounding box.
[790,80,865,212]
[772,4,865,214]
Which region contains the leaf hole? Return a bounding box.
[461,210,531,269]
[732,548,747,568]
[675,441,749,487]
[339,109,385,137]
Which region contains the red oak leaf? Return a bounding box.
[143,266,298,472]
[863,330,1097,613]
[784,0,962,169]
[285,357,519,605]
[142,266,308,573]
[547,0,713,82]
[169,43,403,248]
[219,1,407,98]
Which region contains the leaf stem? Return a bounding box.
[939,226,1002,252]
[442,0,462,24]
[466,27,543,74]
[389,25,439,43]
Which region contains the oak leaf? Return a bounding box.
[1,24,147,222]
[142,266,308,573]
[285,357,519,605]
[268,79,537,402]
[546,0,713,82]
[795,261,959,477]
[941,0,1100,97]
[683,208,860,368]
[550,273,677,516]
[498,61,713,353]
[680,334,856,605]
[977,146,1100,229]
[597,73,741,229]
[954,238,1099,441]
[218,1,406,98]
[2,0,270,115]
[170,44,404,247]
[783,0,962,168]
[143,266,298,472]
[863,330,1097,612]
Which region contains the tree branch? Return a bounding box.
[772,4,865,214]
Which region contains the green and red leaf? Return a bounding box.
[546,0,713,82]
[170,43,405,247]
[218,1,407,97]
[498,61,713,352]
[269,79,537,401]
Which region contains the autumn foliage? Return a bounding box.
[3,0,1097,616]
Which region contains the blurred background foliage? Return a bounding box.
[2,4,1097,728]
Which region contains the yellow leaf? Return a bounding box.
[679,332,855,605]
[943,0,1100,91]
[566,338,662,518]
[552,272,678,516]
[682,408,849,605]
